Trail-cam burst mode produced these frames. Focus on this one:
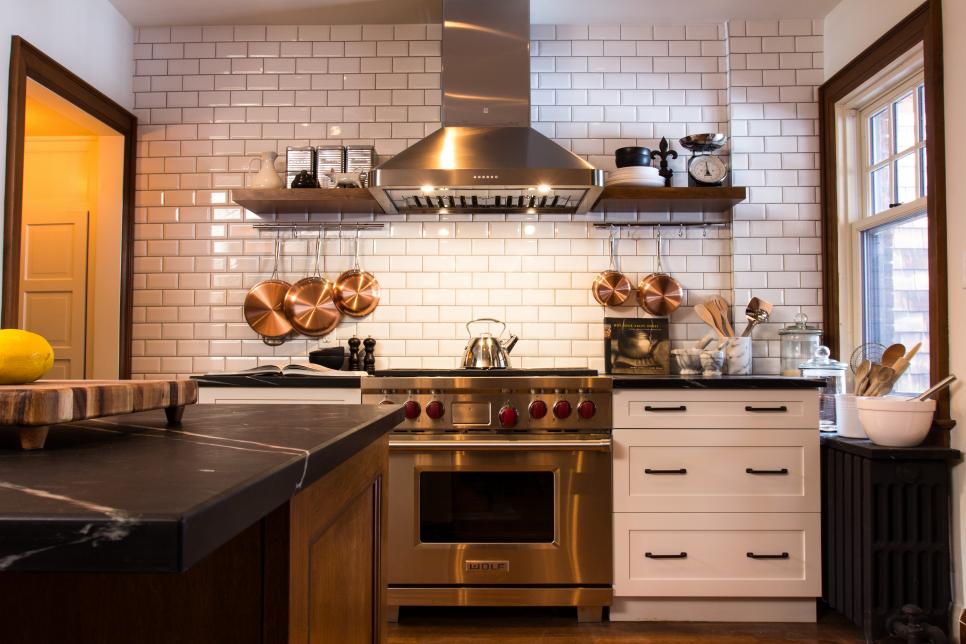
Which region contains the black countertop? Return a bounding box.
[612,375,826,389]
[0,403,403,573]
[821,434,962,461]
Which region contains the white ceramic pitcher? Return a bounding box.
[247,151,284,189]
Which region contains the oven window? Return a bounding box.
[419,471,555,543]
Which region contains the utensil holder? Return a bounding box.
[834,394,865,438]
[722,337,753,375]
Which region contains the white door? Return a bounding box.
[20,139,93,379]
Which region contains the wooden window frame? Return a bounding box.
[3,36,137,378]
[819,0,951,437]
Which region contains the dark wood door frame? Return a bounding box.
[4,36,137,378]
[819,1,950,432]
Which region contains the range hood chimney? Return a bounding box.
[369,0,604,215]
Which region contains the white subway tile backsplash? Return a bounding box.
[132,19,820,376]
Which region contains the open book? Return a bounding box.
[215,364,368,377]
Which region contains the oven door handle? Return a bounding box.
[388,438,612,452]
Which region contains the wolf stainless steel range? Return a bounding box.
[362,369,613,622]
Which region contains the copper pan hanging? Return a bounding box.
[592,227,632,307]
[335,228,380,318]
[284,230,342,337]
[244,235,293,344]
[637,227,683,316]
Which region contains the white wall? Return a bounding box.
[823,0,921,78]
[942,0,966,632]
[0,0,135,249]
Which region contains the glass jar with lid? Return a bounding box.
[778,313,822,377]
[799,345,848,430]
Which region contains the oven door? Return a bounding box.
[387,434,613,586]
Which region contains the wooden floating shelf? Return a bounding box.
[232,186,747,218]
[591,186,747,215]
[231,188,385,215]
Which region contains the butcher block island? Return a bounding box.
[0,403,404,644]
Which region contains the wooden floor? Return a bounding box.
[387,607,865,643]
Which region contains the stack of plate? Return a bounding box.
[606,166,664,187]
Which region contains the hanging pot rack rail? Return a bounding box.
[592,222,728,229]
[252,222,384,233]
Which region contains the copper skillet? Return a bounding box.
[283,232,342,336]
[335,229,380,317]
[244,236,293,344]
[592,228,632,307]
[637,228,683,316]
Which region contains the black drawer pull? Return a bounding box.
[645,468,688,475]
[744,405,788,413]
[645,405,687,412]
[745,467,789,475]
[746,552,789,560]
[646,552,688,559]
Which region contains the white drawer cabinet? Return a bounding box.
[198,387,361,405]
[614,513,822,598]
[611,386,822,622]
[613,429,819,513]
[614,389,819,429]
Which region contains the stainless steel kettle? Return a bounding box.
[462,318,518,369]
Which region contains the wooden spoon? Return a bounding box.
[858,363,882,396]
[695,302,725,339]
[866,366,897,396]
[880,343,906,369]
[853,359,871,394]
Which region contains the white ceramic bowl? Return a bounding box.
[856,397,936,447]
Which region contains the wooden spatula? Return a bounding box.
[708,296,734,337]
[695,302,725,339]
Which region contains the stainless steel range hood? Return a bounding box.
[369,0,604,215]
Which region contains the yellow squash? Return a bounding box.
[0,329,54,385]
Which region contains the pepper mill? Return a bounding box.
[363,336,376,375]
[348,336,362,371]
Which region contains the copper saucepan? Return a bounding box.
[284,232,341,337]
[335,229,380,318]
[637,228,683,316]
[244,236,293,344]
[592,228,632,307]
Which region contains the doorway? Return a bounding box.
[4,36,136,378]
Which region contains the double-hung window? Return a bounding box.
[850,71,929,395]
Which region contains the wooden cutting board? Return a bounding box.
[0,379,198,450]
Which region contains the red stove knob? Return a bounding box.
[425,400,445,420]
[553,400,572,419]
[499,405,519,428]
[403,400,421,419]
[528,399,548,419]
[577,400,597,419]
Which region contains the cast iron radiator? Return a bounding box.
[821,435,960,642]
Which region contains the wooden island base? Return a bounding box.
[0,434,388,644]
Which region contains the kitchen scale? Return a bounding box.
[680,133,729,187]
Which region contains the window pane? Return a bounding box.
[918,84,926,141]
[871,166,891,214]
[894,91,916,153]
[870,108,891,164]
[920,148,928,198]
[895,153,917,204]
[862,213,930,395]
